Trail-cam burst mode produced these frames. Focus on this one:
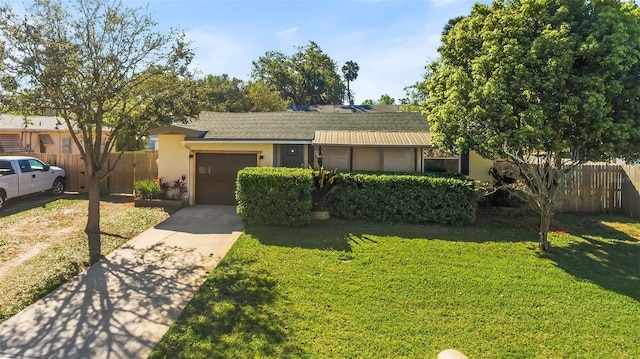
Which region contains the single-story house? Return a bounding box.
[0,113,111,155]
[150,107,493,205]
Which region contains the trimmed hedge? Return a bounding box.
[329,172,477,225]
[236,167,313,226]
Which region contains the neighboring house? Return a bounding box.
[0,114,111,155]
[150,107,493,205]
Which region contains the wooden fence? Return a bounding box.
[0,151,158,194]
[553,164,640,218]
[491,162,640,218]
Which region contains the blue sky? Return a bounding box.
[131,0,480,104]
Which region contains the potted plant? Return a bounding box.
[134,178,162,201]
[165,174,187,201]
[134,176,187,209]
[311,167,339,220]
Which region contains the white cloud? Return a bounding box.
[330,29,441,104]
[185,26,252,78]
[276,27,299,38]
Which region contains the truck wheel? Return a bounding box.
[51,177,65,195]
[0,190,5,211]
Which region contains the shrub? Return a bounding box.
[311,167,339,211]
[329,172,477,225]
[236,167,313,226]
[134,178,162,200]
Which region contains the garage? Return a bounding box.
[195,153,257,205]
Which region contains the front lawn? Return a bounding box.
[150,214,640,358]
[0,195,170,323]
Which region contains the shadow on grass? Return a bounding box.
[0,241,206,358]
[0,193,80,216]
[546,214,640,302]
[0,193,141,217]
[150,257,304,359]
[245,215,539,252]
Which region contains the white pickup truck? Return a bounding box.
[0,156,66,210]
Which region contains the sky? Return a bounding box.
[121,0,481,104]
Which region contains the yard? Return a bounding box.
[0,195,170,323]
[150,213,640,358]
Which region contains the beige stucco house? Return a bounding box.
[150,106,493,205]
[0,114,111,155]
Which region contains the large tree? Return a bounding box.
[251,41,346,105]
[0,0,199,263]
[197,74,286,112]
[342,60,359,105]
[421,0,640,251]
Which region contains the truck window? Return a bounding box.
[0,161,14,175]
[27,159,46,171]
[17,160,31,172]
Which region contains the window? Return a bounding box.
[27,158,46,171]
[423,148,459,173]
[38,134,54,154]
[17,160,31,172]
[0,161,14,175]
[62,137,72,154]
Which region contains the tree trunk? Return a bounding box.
[538,208,551,252]
[85,176,102,264]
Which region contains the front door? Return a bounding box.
[280,145,304,168]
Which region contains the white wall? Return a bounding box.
[157,134,190,183]
[468,151,494,183]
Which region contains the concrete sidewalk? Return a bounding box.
[0,205,243,359]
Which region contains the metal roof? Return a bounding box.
[313,130,432,146]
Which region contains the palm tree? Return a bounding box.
[341,61,359,105]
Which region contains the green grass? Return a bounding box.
[0,196,169,323]
[150,214,640,358]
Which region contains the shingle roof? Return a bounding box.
[0,114,62,130]
[287,105,401,113]
[0,114,111,132]
[173,111,429,141]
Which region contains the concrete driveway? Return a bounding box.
[0,205,243,359]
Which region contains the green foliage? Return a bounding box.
[242,81,288,112]
[329,172,476,225]
[423,0,640,163]
[342,60,359,105]
[251,41,346,105]
[361,93,396,105]
[197,74,287,112]
[236,167,313,226]
[399,80,428,111]
[420,0,640,249]
[133,178,161,200]
[198,74,244,111]
[311,167,339,211]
